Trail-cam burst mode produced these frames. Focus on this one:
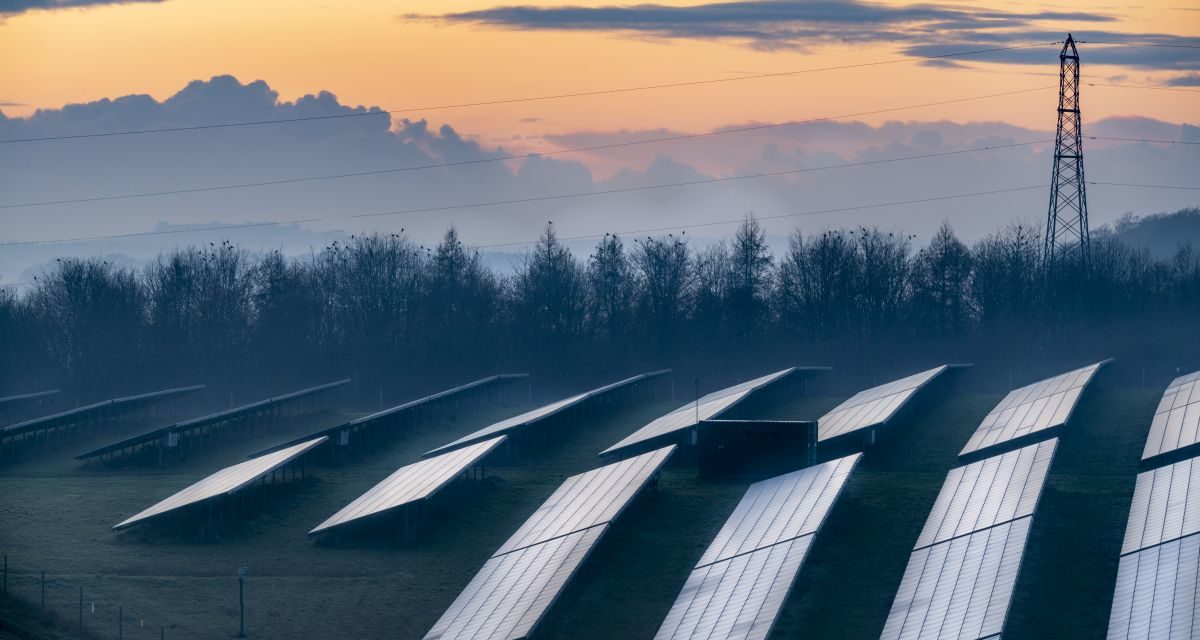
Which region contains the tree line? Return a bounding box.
[2,214,1197,402]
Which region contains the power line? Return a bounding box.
[0,43,1060,145]
[0,89,1053,210]
[1,180,1192,249]
[1087,82,1200,94]
[1079,40,1200,49]
[1089,136,1200,145]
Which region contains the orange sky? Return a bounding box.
[1,0,1197,153]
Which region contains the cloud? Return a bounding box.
[0,0,163,16]
[0,100,24,106]
[1166,73,1200,86]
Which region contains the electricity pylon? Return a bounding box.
[1044,34,1090,270]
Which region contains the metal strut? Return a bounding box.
[1044,34,1091,270]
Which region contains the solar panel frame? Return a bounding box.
[1107,533,1200,640]
[600,367,807,458]
[959,360,1110,459]
[309,435,505,535]
[881,517,1032,640]
[425,370,671,458]
[695,453,860,567]
[0,389,61,407]
[494,444,676,555]
[1121,456,1200,556]
[2,385,205,438]
[1142,371,1200,463]
[112,436,327,530]
[655,535,813,640]
[817,365,954,442]
[915,439,1057,550]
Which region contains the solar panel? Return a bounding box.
[600,368,800,458]
[2,385,205,439]
[1107,533,1200,640]
[112,436,326,530]
[652,454,859,639]
[655,535,812,640]
[309,436,505,535]
[425,370,670,458]
[494,444,676,555]
[1121,456,1200,556]
[425,445,675,639]
[0,389,60,407]
[695,453,860,567]
[916,439,1057,549]
[425,526,605,640]
[959,360,1109,459]
[817,365,952,442]
[881,517,1031,640]
[1142,370,1200,463]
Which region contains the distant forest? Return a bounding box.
[2,209,1197,403]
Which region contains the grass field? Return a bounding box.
[0,375,1161,639]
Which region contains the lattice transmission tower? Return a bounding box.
[1044,34,1090,270]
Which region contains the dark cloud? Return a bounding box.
[0,101,24,106]
[0,0,163,16]
[900,34,1200,70]
[1166,73,1200,86]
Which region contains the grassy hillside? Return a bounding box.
[0,376,1161,639]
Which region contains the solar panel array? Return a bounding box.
[2,385,205,439]
[77,379,349,460]
[959,360,1108,458]
[426,445,675,639]
[1107,454,1200,639]
[250,374,528,458]
[310,436,506,536]
[1142,370,1200,463]
[817,365,949,442]
[426,370,669,458]
[0,389,60,407]
[882,439,1058,640]
[882,518,1031,640]
[113,436,327,530]
[600,368,798,458]
[655,453,860,640]
[1108,534,1200,640]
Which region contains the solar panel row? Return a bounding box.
[959,360,1109,458]
[309,435,507,536]
[1121,456,1200,556]
[113,436,327,530]
[655,454,860,640]
[1142,370,1200,463]
[1107,533,1200,640]
[600,368,803,458]
[817,365,952,442]
[2,384,205,439]
[426,370,669,458]
[425,445,675,640]
[883,439,1057,640]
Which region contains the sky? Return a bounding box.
[0,0,1197,282]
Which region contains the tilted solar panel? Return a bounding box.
[425,445,676,640]
[695,453,860,567]
[1121,456,1200,556]
[600,368,797,457]
[915,438,1056,550]
[818,365,950,442]
[656,535,812,640]
[113,436,326,530]
[959,360,1109,458]
[881,517,1031,640]
[1142,370,1200,462]
[1107,533,1200,640]
[309,436,506,535]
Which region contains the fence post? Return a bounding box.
[2,554,6,596]
[79,587,83,631]
[41,571,45,610]
[119,605,123,640]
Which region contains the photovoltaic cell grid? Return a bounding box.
[1107,534,1200,640]
[915,439,1057,549]
[113,436,326,530]
[959,360,1109,458]
[1142,370,1200,463]
[425,445,675,640]
[1121,456,1200,556]
[881,518,1031,640]
[309,436,506,535]
[817,365,948,442]
[425,370,669,458]
[654,454,860,640]
[600,368,797,457]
